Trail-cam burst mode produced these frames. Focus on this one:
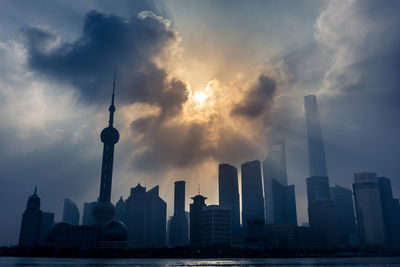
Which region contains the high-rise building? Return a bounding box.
[330,185,357,245]
[241,160,265,229]
[82,201,96,225]
[304,95,328,177]
[353,172,386,246]
[378,177,400,248]
[218,164,240,230]
[39,212,54,243]
[304,95,338,247]
[262,140,297,225]
[190,194,207,246]
[114,196,127,224]
[201,205,232,246]
[169,181,189,247]
[125,184,167,248]
[306,176,331,203]
[270,181,297,226]
[19,187,54,248]
[62,198,80,225]
[92,70,120,224]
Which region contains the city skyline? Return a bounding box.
[1,0,400,246]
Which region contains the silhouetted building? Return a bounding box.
[62,198,80,225]
[114,196,127,223]
[125,184,167,248]
[241,160,265,229]
[353,172,386,247]
[218,163,240,231]
[82,201,96,225]
[378,177,400,248]
[330,185,357,245]
[304,95,338,247]
[306,176,331,203]
[201,205,231,246]
[190,194,207,246]
[49,220,127,250]
[262,140,297,225]
[245,221,320,250]
[169,181,189,247]
[39,212,55,243]
[19,187,54,248]
[92,71,120,225]
[304,95,328,177]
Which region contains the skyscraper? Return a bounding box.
[353,172,386,246]
[19,187,42,248]
[241,160,265,229]
[378,177,400,248]
[190,194,207,246]
[330,185,357,245]
[93,70,120,224]
[304,95,338,247]
[19,187,54,248]
[125,184,167,248]
[169,181,189,247]
[82,201,96,225]
[262,140,297,225]
[218,164,240,230]
[62,198,80,225]
[304,95,328,177]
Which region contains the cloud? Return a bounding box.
[231,74,277,118]
[21,10,187,113]
[315,0,400,97]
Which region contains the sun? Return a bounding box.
[193,91,209,106]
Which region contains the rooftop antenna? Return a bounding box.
[34,185,37,195]
[198,184,200,195]
[108,66,117,127]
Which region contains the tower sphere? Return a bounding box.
[100,126,119,144]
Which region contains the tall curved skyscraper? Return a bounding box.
[304,95,327,177]
[304,95,338,247]
[62,198,80,225]
[241,160,265,229]
[93,70,120,224]
[218,164,240,230]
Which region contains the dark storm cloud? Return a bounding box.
[21,10,187,113]
[231,74,277,118]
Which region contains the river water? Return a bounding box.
[1,256,400,266]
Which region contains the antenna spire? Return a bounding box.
[108,67,116,127]
[198,184,200,195]
[34,186,37,195]
[112,66,116,106]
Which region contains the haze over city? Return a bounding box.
[1,0,400,247]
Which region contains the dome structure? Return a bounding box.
[100,126,119,144]
[101,220,128,241]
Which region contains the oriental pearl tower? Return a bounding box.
[93,69,120,224]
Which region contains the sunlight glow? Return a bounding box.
[193,91,208,106]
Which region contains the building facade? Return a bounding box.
[190,194,207,246]
[201,205,232,246]
[62,198,80,225]
[218,163,240,230]
[241,160,265,229]
[353,172,386,247]
[169,181,189,247]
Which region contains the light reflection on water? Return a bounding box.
[1,256,400,266]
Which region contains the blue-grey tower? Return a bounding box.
[93,69,120,224]
[304,95,338,247]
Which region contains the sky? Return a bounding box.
[1,0,400,246]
